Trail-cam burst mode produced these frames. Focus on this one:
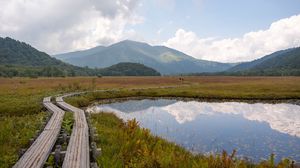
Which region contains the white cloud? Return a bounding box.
[164,14,300,62]
[0,0,142,54]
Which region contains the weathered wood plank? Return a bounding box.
[13,97,65,168]
[56,96,90,168]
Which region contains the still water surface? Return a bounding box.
[88,99,300,162]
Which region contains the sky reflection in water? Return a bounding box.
[88,99,300,162]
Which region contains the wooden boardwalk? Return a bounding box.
[13,97,65,168]
[13,88,182,167]
[56,95,90,168]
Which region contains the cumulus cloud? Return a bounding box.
[0,0,142,54]
[164,14,300,62]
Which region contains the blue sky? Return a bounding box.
[130,0,300,42]
[1,0,300,62]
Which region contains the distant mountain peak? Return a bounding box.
[54,39,235,74]
[112,39,151,47]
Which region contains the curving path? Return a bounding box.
[13,97,65,168]
[14,88,178,167]
[56,94,90,168]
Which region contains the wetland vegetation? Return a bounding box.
[0,76,299,167]
[90,112,296,167]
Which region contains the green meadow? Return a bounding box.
[0,76,299,167]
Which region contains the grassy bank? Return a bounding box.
[0,112,46,167]
[91,112,293,168]
[66,77,300,108]
[0,76,299,167]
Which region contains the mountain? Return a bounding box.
[98,62,160,76]
[0,37,101,77]
[0,37,159,77]
[0,37,65,67]
[54,40,236,75]
[55,46,106,60]
[227,47,300,76]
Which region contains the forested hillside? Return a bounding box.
[98,62,160,76]
[0,37,160,77]
[226,47,300,76]
[0,37,98,77]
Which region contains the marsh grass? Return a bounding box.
[61,111,74,152]
[0,112,46,168]
[0,76,299,167]
[62,112,74,136]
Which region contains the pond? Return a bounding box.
[88,99,300,163]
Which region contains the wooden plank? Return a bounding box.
[13,97,65,168]
[56,96,90,168]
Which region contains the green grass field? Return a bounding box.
[0,76,299,167]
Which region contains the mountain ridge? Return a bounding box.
[0,37,161,77]
[54,40,236,74]
[227,47,300,75]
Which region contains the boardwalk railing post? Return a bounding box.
[18,149,26,159]
[90,142,100,168]
[91,142,101,160]
[54,145,62,167]
[29,138,34,145]
[90,162,99,168]
[62,132,67,144]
